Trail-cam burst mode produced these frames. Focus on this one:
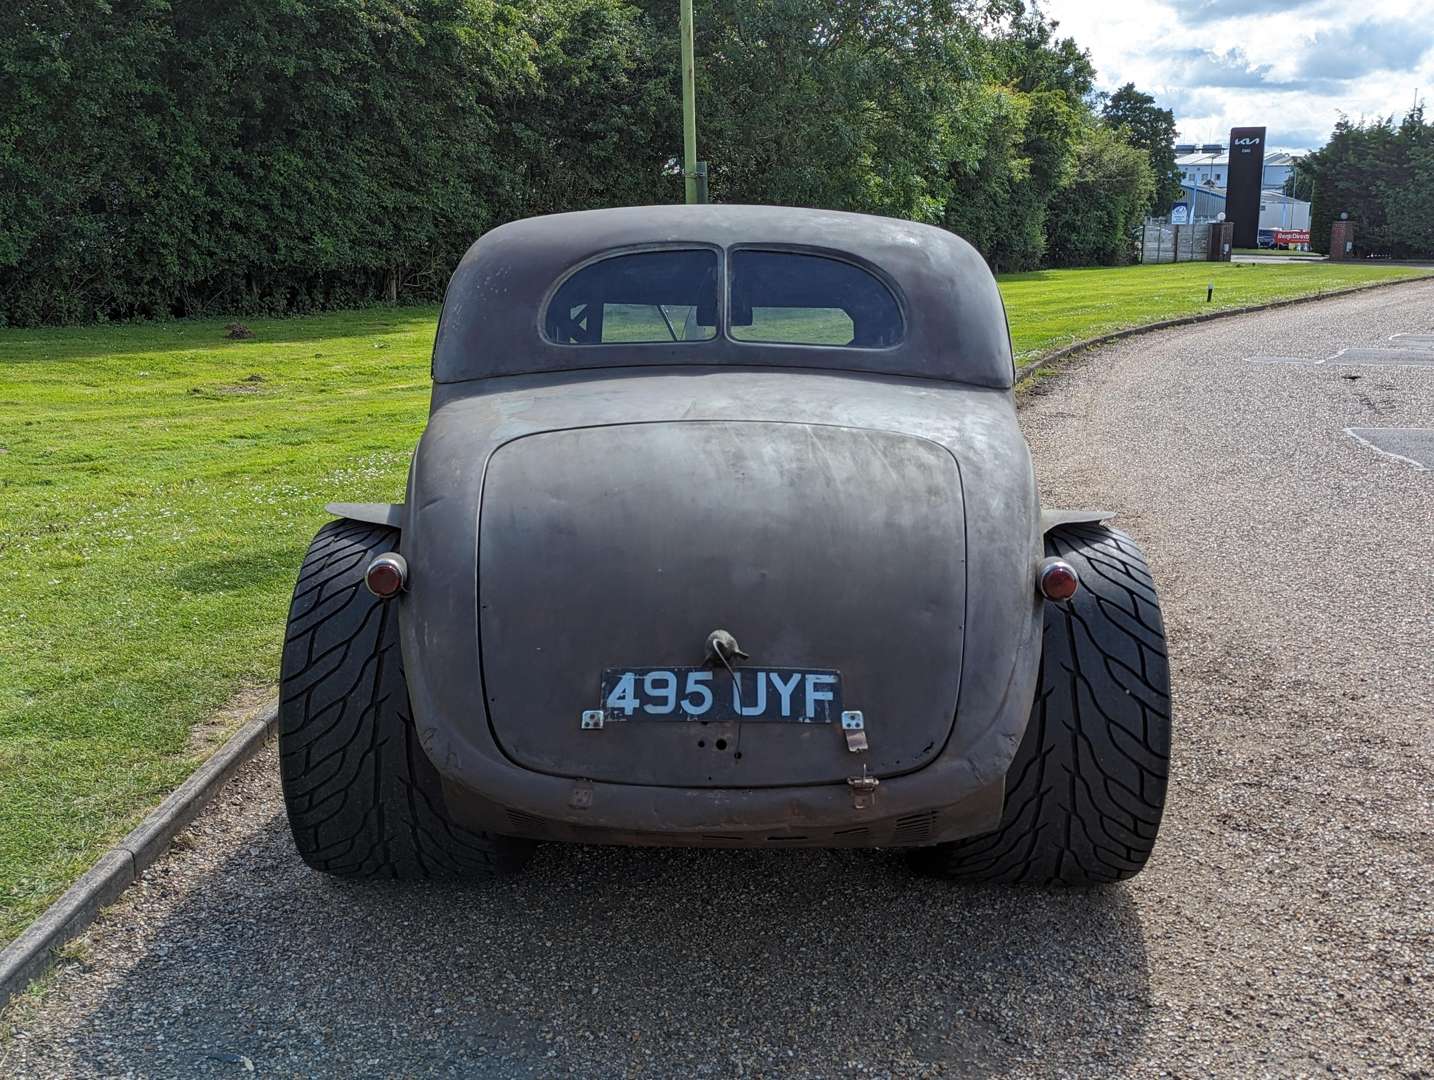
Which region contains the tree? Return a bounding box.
[496,0,678,217]
[943,84,1037,269]
[989,4,1095,104]
[0,0,184,324]
[632,0,995,222]
[1101,83,1181,215]
[1045,121,1154,267]
[1384,141,1434,254]
[1282,169,1312,201]
[1301,108,1434,257]
[0,0,665,324]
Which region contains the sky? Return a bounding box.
[1038,0,1434,152]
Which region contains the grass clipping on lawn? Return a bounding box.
[0,259,1428,940]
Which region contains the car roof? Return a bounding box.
[431,204,1013,388]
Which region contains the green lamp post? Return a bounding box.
[680,0,708,204]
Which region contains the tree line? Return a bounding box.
[1,0,1180,326]
[1297,106,1434,259]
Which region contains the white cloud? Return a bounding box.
[1038,0,1434,151]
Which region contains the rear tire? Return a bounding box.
[915,524,1171,884]
[279,519,533,879]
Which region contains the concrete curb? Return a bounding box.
[1013,272,1434,382]
[0,702,278,1009]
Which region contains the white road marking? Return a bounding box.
[1343,427,1434,471]
[1246,347,1434,367]
[1330,347,1434,366]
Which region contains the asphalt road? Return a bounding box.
[1230,253,1327,264]
[1231,253,1434,270]
[5,282,1433,1078]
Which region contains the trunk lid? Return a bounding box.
[478,421,965,787]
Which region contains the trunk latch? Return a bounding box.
[847,766,880,810]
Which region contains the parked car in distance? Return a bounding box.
[279,205,1172,886]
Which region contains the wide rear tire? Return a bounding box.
[278,519,533,879]
[915,524,1171,884]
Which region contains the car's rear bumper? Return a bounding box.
[437,765,1008,848]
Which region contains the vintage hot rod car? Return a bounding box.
[279,206,1171,885]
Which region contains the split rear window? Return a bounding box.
[543,249,903,348]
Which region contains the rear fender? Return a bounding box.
[325,502,405,529]
[1040,509,1114,535]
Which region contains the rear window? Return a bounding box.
[545,250,718,344]
[729,251,903,347]
[541,247,904,350]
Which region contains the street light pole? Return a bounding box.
[680,0,707,203]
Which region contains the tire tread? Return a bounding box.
[278,520,529,879]
[919,524,1171,885]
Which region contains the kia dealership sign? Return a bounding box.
[1227,126,1267,250]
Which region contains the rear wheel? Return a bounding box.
[279,519,533,879]
[916,524,1171,884]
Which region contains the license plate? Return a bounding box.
[599,666,842,723]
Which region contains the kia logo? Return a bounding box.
[1234,137,1261,146]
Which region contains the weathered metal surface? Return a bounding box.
[401,368,1040,841]
[477,420,963,788]
[431,205,1014,389]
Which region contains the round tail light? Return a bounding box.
[364,553,408,599]
[1038,557,1079,601]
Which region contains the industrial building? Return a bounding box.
[1169,142,1309,242]
[1176,184,1311,232]
[1175,144,1300,191]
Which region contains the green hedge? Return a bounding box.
[0,0,674,325]
[1,0,1159,326]
[1301,107,1434,258]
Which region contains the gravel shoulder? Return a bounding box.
[4,283,1433,1078]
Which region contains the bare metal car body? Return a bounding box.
[332,205,1108,850]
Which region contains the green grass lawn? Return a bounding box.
[998,260,1427,362]
[1,258,1428,941]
